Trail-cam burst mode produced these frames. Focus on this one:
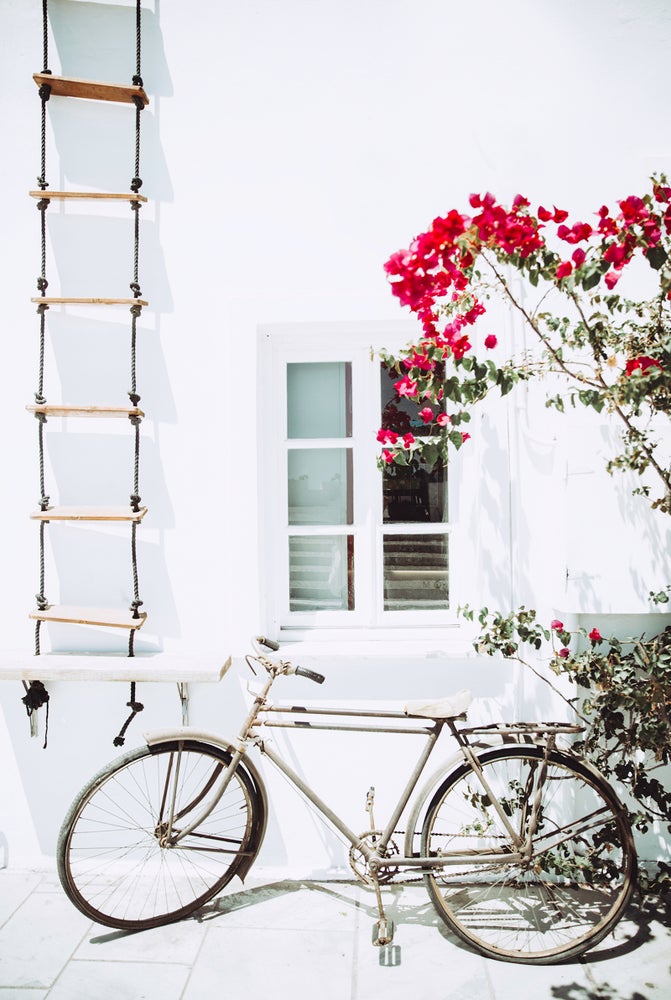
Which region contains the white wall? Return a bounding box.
[0,0,670,871]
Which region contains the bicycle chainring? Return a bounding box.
[349,831,400,886]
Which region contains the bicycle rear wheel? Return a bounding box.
[58,740,265,930]
[421,745,636,963]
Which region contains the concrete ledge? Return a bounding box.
[0,652,232,683]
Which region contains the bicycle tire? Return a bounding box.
[421,744,636,963]
[58,740,265,930]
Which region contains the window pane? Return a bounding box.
[383,457,448,523]
[288,449,352,525]
[380,361,438,439]
[383,533,449,610]
[289,535,354,611]
[287,362,352,439]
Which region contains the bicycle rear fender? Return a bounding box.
[143,727,268,882]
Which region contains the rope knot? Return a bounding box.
[130,598,144,619]
[130,281,142,298]
[38,83,52,102]
[132,74,144,88]
[36,277,49,292]
[130,176,143,193]
[37,198,50,212]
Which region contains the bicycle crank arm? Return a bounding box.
[372,918,395,947]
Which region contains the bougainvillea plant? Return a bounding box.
[379,175,671,513]
[380,178,671,889]
[459,601,671,892]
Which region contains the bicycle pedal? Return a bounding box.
[372,918,395,947]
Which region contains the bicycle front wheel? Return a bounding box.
[421,745,636,963]
[58,740,264,930]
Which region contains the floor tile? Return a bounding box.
[200,878,362,931]
[0,991,48,1000]
[0,892,90,988]
[0,871,42,927]
[183,926,354,1000]
[75,916,207,965]
[47,960,190,1000]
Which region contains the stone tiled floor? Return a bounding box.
[0,868,669,999]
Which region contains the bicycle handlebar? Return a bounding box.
[255,635,280,652]
[294,666,326,685]
[253,636,326,684]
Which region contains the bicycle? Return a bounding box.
[57,637,637,964]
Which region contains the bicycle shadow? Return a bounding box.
[199,879,671,966]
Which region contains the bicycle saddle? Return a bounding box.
[404,689,472,720]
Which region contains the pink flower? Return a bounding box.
[589,627,602,643]
[394,375,418,398]
[381,449,394,464]
[436,412,450,427]
[419,407,434,424]
[550,619,564,631]
[461,432,471,443]
[556,260,573,280]
[484,334,498,349]
[604,268,622,289]
[558,647,570,659]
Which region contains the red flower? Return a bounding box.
[484,334,498,349]
[381,449,394,464]
[419,407,434,424]
[436,412,450,427]
[589,627,602,642]
[625,356,663,376]
[558,647,570,659]
[553,207,569,223]
[556,260,573,280]
[402,433,415,448]
[537,206,553,222]
[551,619,564,631]
[461,432,471,443]
[395,375,418,398]
[572,248,586,266]
[377,428,399,445]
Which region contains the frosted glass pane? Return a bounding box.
[288,449,352,525]
[289,535,354,611]
[287,363,351,438]
[383,533,449,610]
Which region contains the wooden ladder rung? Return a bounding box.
[29,190,148,203]
[31,297,149,307]
[31,505,148,522]
[27,404,145,419]
[29,605,148,630]
[33,73,149,107]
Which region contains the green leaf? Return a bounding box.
[645,245,667,271]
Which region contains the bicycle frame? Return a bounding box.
[163,667,533,870]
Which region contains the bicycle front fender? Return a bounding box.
[143,726,268,882]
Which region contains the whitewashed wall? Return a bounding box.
[0,0,670,872]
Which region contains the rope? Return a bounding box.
[41,0,48,73]
[112,680,144,747]
[22,680,50,749]
[133,0,142,88]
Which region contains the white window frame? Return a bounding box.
[258,322,464,640]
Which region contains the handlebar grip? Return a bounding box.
[256,635,280,652]
[295,666,326,685]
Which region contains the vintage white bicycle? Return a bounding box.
[57,637,637,964]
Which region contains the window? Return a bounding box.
[261,326,455,635]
